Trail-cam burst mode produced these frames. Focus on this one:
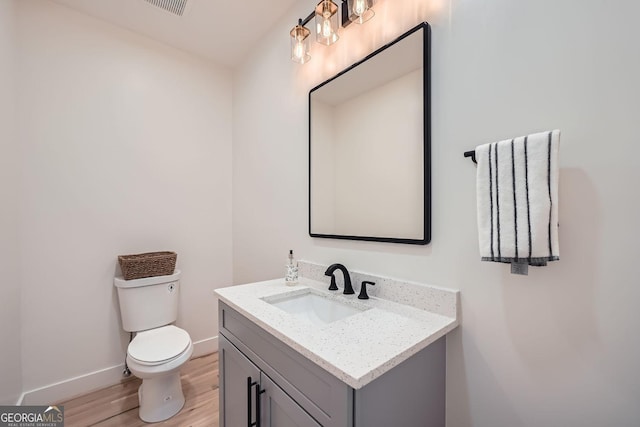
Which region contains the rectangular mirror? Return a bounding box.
[309,22,431,244]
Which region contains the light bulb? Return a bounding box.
[294,40,304,61]
[350,0,374,24]
[354,0,366,16]
[322,19,332,38]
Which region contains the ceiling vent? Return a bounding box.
[143,0,189,17]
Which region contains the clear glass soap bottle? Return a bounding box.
[285,250,299,286]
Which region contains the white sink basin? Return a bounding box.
[266,291,367,326]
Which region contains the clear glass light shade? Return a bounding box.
[290,24,311,64]
[315,0,339,46]
[347,0,375,24]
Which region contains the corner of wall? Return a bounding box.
[0,0,23,407]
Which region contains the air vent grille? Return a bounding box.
[143,0,189,16]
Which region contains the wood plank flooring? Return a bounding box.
[58,353,219,427]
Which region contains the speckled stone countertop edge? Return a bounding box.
[215,276,460,389]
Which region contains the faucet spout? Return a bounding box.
[324,263,354,295]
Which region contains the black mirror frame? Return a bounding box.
[308,22,431,245]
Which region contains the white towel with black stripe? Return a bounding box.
[476,130,560,266]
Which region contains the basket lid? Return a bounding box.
[128,325,191,364]
[114,270,181,288]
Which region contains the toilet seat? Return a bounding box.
[128,325,191,366]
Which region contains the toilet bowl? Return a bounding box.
[126,325,194,423]
[114,271,193,423]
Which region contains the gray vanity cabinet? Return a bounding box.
[218,301,446,427]
[261,371,322,427]
[219,335,260,426]
[220,336,320,427]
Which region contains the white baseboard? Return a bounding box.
[20,335,219,405]
[192,335,218,358]
[21,363,128,405]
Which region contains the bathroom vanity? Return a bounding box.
[215,262,459,427]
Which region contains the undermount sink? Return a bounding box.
[265,290,367,326]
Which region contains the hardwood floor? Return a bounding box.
[58,353,219,427]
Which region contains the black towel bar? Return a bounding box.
[464,150,477,164]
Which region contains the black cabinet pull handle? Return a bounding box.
[247,376,265,427]
[255,382,265,427]
[247,377,253,427]
[247,377,263,427]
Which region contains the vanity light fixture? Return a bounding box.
[291,20,312,64]
[289,0,378,64]
[346,0,375,24]
[315,0,340,45]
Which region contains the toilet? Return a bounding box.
[114,270,193,423]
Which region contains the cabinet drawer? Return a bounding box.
[219,302,352,427]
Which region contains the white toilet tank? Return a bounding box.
[114,271,181,332]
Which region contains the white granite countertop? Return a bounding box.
[215,269,459,389]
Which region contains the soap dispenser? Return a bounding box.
[285,250,299,286]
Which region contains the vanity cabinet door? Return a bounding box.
[219,301,352,427]
[220,335,261,427]
[260,373,321,427]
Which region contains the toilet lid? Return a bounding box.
[128,325,191,364]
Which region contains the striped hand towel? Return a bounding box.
[476,130,560,266]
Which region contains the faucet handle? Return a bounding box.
[358,281,375,300]
[328,275,338,291]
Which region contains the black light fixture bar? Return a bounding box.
[297,1,354,30]
[299,10,315,27]
[341,0,354,28]
[341,0,351,28]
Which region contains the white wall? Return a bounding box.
[0,0,23,406]
[16,0,232,400]
[233,0,640,426]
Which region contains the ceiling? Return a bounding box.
[51,0,299,68]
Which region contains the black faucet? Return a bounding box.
[324,263,354,295]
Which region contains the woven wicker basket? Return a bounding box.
[118,251,177,280]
